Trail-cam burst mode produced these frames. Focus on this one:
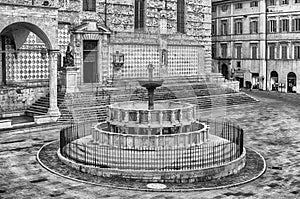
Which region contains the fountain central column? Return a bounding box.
[138,64,164,110]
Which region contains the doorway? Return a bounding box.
[270,71,278,91]
[287,72,296,93]
[83,40,98,83]
[221,64,229,80]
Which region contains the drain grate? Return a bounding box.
[146,183,167,190]
[30,178,48,183]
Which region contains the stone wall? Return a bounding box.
[0,86,48,115]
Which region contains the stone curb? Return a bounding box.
[37,141,267,192]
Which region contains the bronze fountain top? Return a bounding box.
[138,64,164,110]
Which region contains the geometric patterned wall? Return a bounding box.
[58,23,70,54]
[115,44,200,78]
[168,46,199,76]
[5,23,71,83]
[5,34,49,82]
[121,44,160,78]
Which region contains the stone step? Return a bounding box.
[25,109,45,117]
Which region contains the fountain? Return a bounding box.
[56,65,247,183]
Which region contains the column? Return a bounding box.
[47,50,60,117]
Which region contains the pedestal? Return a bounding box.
[61,67,79,93]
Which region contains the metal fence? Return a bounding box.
[60,120,244,171]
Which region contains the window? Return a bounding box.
[221,20,228,35]
[268,19,277,33]
[294,45,300,59]
[221,44,228,58]
[292,18,300,32]
[221,5,228,12]
[296,0,300,3]
[234,19,243,34]
[269,44,276,59]
[250,18,259,34]
[83,0,96,12]
[212,6,217,12]
[177,0,185,33]
[212,44,216,58]
[251,44,258,59]
[135,0,145,30]
[280,18,289,32]
[237,61,241,69]
[212,20,216,35]
[235,44,242,59]
[268,0,275,5]
[280,0,289,5]
[250,1,258,7]
[281,45,288,59]
[235,3,243,9]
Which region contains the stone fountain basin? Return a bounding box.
[109,101,194,110]
[138,80,164,89]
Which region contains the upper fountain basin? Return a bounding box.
[138,80,164,90]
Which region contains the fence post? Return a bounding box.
[240,129,244,155]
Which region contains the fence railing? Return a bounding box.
[60,119,244,171]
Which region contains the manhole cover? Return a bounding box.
[146,183,167,189]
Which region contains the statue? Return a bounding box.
[63,45,74,67]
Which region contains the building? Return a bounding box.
[212,0,300,93]
[0,0,213,121]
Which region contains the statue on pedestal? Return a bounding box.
[63,45,75,67]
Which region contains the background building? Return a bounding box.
[212,0,300,93]
[0,0,215,119]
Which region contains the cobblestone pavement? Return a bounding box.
[1,91,300,199]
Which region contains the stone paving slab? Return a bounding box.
[1,91,300,198]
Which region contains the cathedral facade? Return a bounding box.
[0,0,212,116]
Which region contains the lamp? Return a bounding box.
[112,51,125,70]
[40,48,47,59]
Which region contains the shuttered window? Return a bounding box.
[269,44,276,59]
[251,44,258,59]
[234,19,243,34]
[280,19,289,32]
[221,44,228,58]
[135,0,145,30]
[83,0,96,12]
[250,18,258,34]
[281,45,288,59]
[294,45,300,59]
[177,0,185,33]
[235,44,242,59]
[292,18,300,32]
[268,19,277,33]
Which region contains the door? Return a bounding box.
[270,71,278,91]
[83,40,98,83]
[287,72,296,93]
[221,64,229,79]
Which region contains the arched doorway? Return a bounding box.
[221,64,229,80]
[287,72,297,93]
[270,71,278,91]
[0,22,60,118]
[0,22,53,85]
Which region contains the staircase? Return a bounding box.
[25,92,66,117]
[25,75,258,124]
